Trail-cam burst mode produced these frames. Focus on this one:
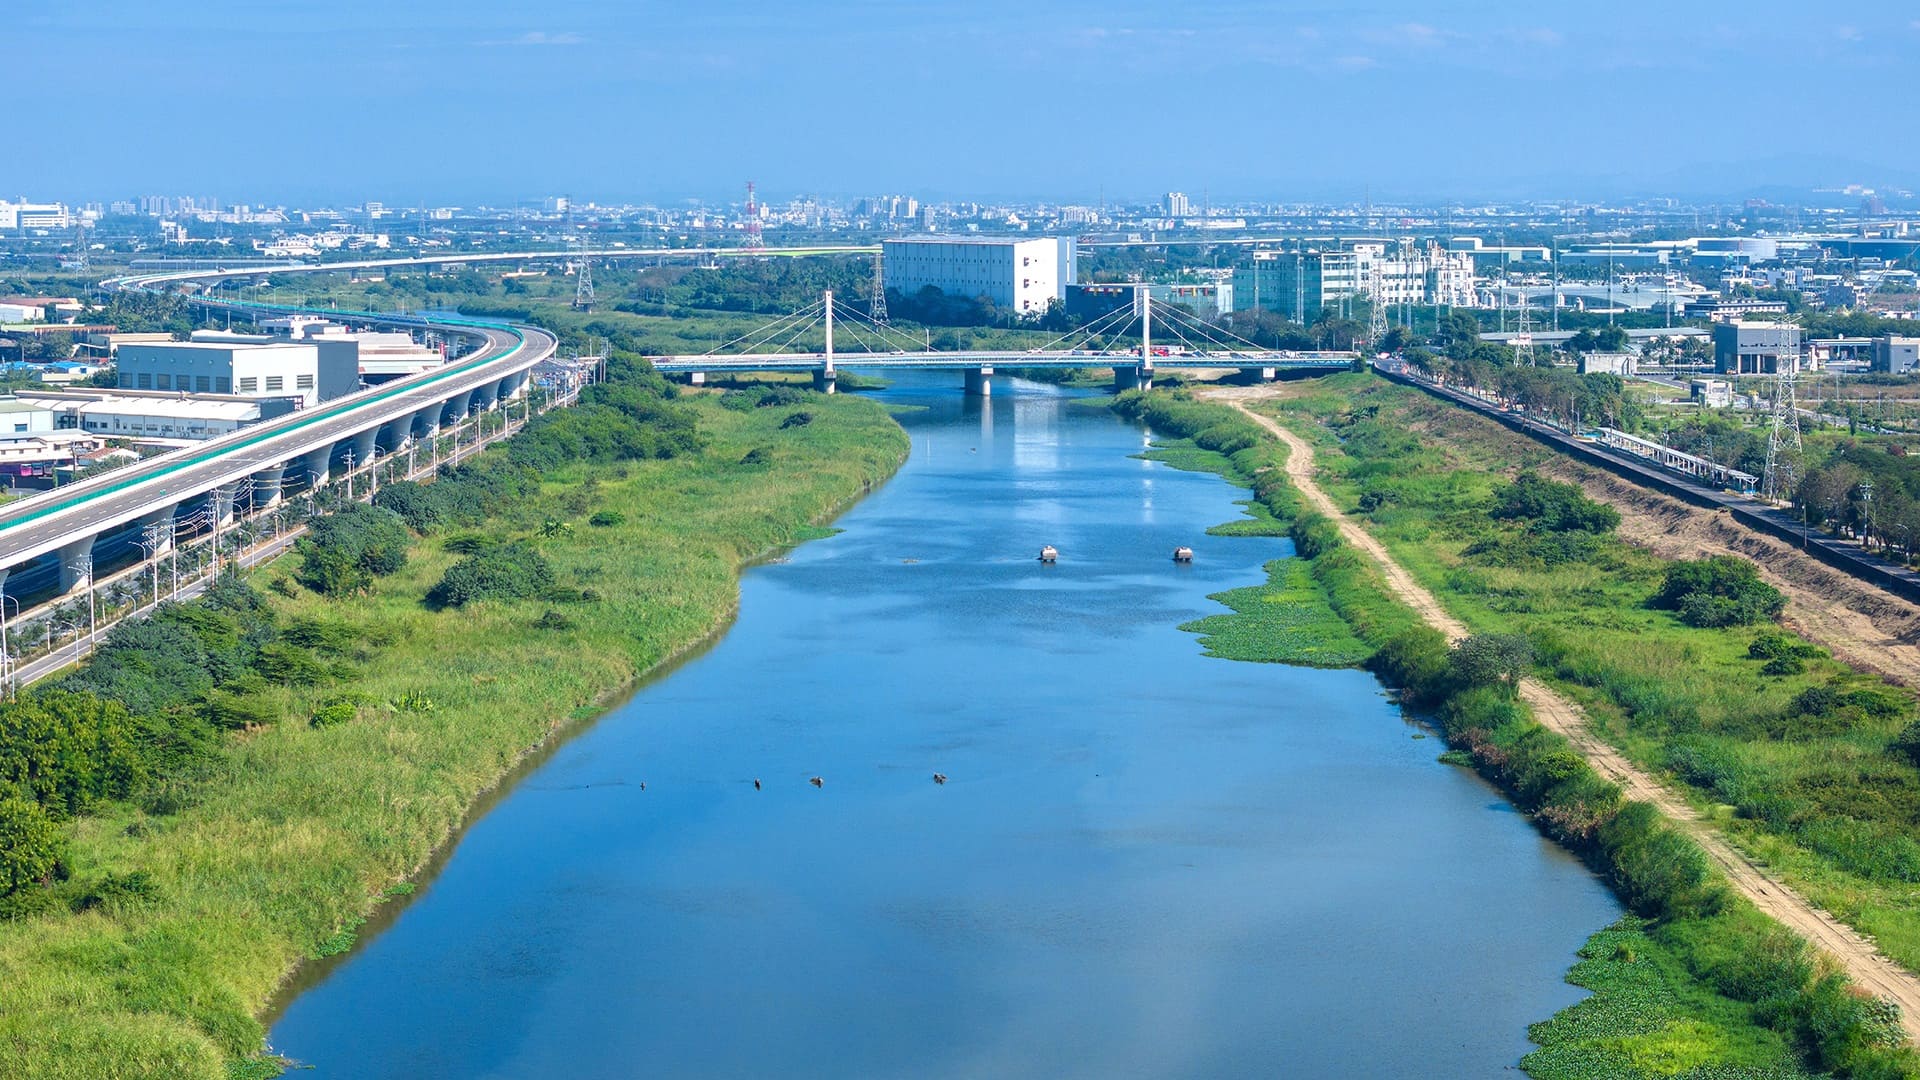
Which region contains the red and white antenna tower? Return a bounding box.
[743,180,764,252]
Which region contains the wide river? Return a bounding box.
[269,373,1620,1078]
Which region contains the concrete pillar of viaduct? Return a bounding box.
[250,466,287,511]
[341,427,379,477]
[54,535,98,596]
[299,446,332,491]
[964,367,994,397]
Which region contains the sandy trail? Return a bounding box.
[1205,384,1920,1041]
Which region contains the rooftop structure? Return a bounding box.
[11,388,297,443]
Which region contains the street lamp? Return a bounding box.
[0,594,18,695]
[64,556,95,659]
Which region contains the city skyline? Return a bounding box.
[5,1,1920,205]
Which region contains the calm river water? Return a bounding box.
[268,373,1620,1078]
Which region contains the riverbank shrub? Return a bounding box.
[0,795,62,894]
[294,504,412,596]
[1652,556,1787,628]
[426,542,555,608]
[1492,472,1621,534]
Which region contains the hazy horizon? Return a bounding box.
[6,1,1918,207]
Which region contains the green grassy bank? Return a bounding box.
[0,390,908,1077]
[1261,374,1920,977]
[1116,384,1917,1079]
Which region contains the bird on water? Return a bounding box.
[932,773,947,785]
[753,778,762,791]
[809,776,824,788]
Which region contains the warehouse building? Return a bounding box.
[882,236,1077,316]
[114,340,357,407]
[13,388,297,443]
[1872,336,1920,375]
[1713,322,1803,375]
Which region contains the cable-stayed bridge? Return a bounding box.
[650,286,1358,394]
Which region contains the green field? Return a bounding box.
[0,393,909,1078]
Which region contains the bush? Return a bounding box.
[427,542,555,608]
[1893,720,1920,768]
[1449,633,1534,694]
[1653,556,1785,628]
[371,481,444,533]
[1490,472,1621,533]
[295,504,413,595]
[0,796,62,895]
[780,411,814,429]
[255,642,328,686]
[533,610,576,631]
[1761,655,1806,677]
[739,446,773,466]
[310,702,357,729]
[588,509,625,527]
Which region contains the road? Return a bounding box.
[1206,383,1920,1043]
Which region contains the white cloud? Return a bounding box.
[1516,27,1564,47]
[1333,54,1378,71]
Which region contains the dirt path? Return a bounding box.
[1207,385,1920,1040]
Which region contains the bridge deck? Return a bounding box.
[651,350,1356,372]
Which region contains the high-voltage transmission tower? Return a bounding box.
[1762,366,1803,502]
[868,250,888,325]
[1511,266,1535,366]
[743,181,764,252]
[1366,269,1389,346]
[571,236,595,311]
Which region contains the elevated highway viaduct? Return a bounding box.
[0,271,557,608]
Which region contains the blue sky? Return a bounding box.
[5,1,1918,206]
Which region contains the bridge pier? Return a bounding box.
[813,369,837,395]
[374,418,411,457]
[340,428,379,477]
[686,371,706,387]
[964,367,994,397]
[411,405,441,444]
[54,536,97,596]
[250,467,287,511]
[210,483,241,528]
[1113,365,1153,393]
[441,391,475,429]
[137,503,179,557]
[472,381,500,413]
[299,446,333,491]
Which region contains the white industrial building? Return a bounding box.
[0,200,73,231]
[1873,336,1920,375]
[0,400,56,439]
[13,388,295,443]
[114,341,357,407]
[883,236,1077,316]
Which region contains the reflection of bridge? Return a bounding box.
[651,287,1358,394]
